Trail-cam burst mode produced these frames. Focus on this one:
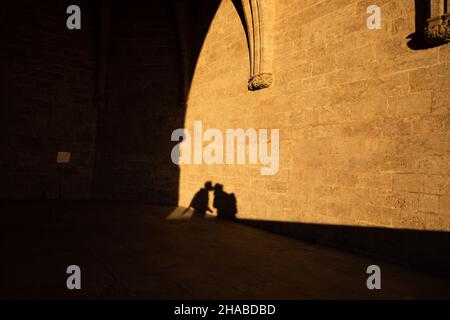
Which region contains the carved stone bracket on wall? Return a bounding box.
[424,0,450,45]
[240,0,274,91]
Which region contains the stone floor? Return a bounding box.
[1,202,450,299]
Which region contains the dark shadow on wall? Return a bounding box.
[407,0,437,50]
[172,0,223,107]
[0,0,101,200]
[93,0,183,204]
[92,0,223,205]
[237,218,450,278]
[213,183,237,220]
[0,0,245,204]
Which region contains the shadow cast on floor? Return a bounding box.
[237,218,450,278]
[181,182,450,279]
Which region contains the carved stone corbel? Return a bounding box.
[241,0,274,91]
[424,0,450,45]
[424,13,450,45]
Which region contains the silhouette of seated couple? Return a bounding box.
[185,181,237,220]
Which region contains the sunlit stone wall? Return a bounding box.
[179,0,450,231]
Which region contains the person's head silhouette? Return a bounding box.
[205,181,213,191]
[213,183,223,192]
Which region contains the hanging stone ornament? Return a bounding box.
[241,0,274,91]
[424,0,450,45]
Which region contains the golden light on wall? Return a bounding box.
[175,0,450,233]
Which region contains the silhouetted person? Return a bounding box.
[213,184,237,220]
[184,181,213,217]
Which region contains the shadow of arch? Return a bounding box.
[173,0,251,107]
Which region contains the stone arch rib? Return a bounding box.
[241,0,274,91]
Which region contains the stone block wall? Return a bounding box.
[0,0,99,199]
[1,0,184,204]
[179,0,450,232]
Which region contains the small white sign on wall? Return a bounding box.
[57,152,71,164]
